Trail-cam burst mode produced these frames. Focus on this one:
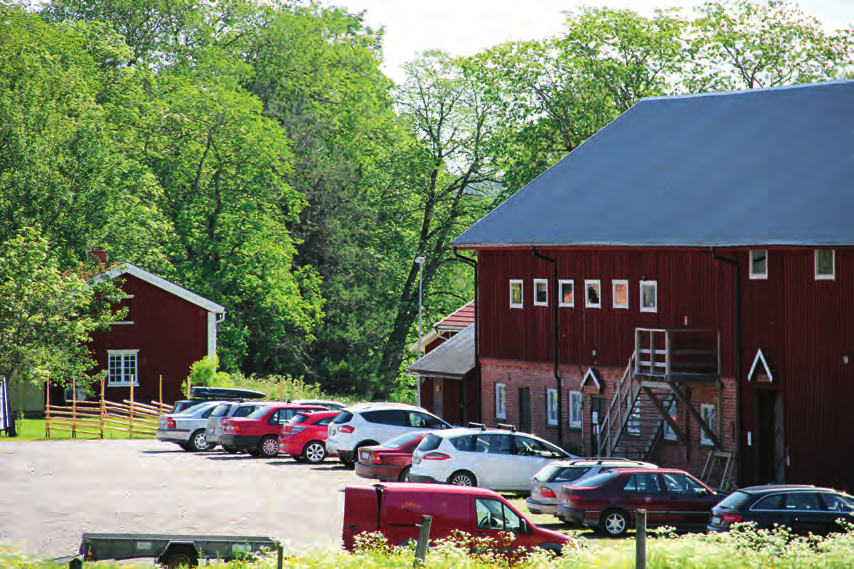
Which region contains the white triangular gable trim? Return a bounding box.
[748,348,773,382]
[97,263,225,314]
[581,367,602,391]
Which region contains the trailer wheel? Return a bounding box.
[160,545,198,568]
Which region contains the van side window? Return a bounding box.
[409,411,445,429]
[450,435,476,452]
[475,498,523,533]
[486,434,513,454]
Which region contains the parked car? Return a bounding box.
[556,467,721,536]
[354,431,429,482]
[170,386,266,414]
[527,458,658,517]
[279,410,339,463]
[708,484,854,535]
[220,403,328,458]
[409,426,574,492]
[205,401,271,453]
[326,403,451,467]
[156,401,223,452]
[343,483,573,555]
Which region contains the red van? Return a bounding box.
[343,483,572,555]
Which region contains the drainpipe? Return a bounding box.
[453,248,478,424]
[711,247,743,486]
[532,247,562,447]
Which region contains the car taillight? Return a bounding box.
[540,487,557,499]
[721,513,743,523]
[372,454,383,464]
[423,452,451,460]
[339,425,354,433]
[167,418,176,429]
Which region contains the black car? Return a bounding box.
[708,484,854,535]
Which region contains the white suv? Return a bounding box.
[325,403,451,466]
[409,426,574,492]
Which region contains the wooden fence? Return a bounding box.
[45,376,172,438]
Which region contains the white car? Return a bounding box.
[409,426,575,492]
[325,402,451,466]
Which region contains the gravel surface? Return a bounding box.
[0,439,361,560]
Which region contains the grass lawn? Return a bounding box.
[0,419,155,441]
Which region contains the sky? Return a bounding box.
[322,0,854,83]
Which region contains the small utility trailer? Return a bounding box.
[65,532,284,568]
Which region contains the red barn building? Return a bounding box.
[451,80,854,491]
[69,262,226,406]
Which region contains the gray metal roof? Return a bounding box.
[452,80,854,249]
[407,324,475,380]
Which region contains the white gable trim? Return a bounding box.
[747,348,773,382]
[98,263,225,314]
[581,367,602,391]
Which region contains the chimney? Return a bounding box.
[89,249,107,266]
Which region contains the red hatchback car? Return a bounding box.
[556,467,721,537]
[354,431,428,482]
[220,403,328,458]
[279,410,338,463]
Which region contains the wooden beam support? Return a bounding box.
[667,382,723,450]
[641,385,691,449]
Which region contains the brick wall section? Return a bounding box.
[481,357,738,480]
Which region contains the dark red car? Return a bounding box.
[279,410,338,463]
[220,403,327,458]
[556,467,721,536]
[354,431,428,482]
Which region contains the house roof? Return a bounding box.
[98,263,226,313]
[452,80,854,249]
[408,324,475,380]
[436,301,475,331]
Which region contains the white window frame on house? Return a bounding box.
[568,390,582,428]
[509,280,523,309]
[547,388,558,426]
[640,280,658,313]
[558,280,575,307]
[663,400,677,441]
[534,279,549,307]
[613,279,629,309]
[495,383,507,420]
[700,403,716,446]
[108,349,139,386]
[749,250,768,280]
[585,280,601,308]
[815,249,835,280]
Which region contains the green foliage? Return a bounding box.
[188,355,232,388]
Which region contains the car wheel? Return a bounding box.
[258,435,279,458]
[222,445,239,454]
[398,466,412,482]
[600,509,629,537]
[159,544,198,568]
[188,430,211,452]
[449,471,477,487]
[302,441,327,464]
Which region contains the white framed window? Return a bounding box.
[700,403,716,446]
[569,391,582,428]
[613,280,628,309]
[663,400,677,441]
[815,249,835,280]
[509,280,523,309]
[547,388,558,426]
[628,408,640,436]
[534,279,549,306]
[585,280,601,308]
[640,280,658,313]
[750,250,768,280]
[495,383,506,420]
[559,280,574,307]
[108,350,139,386]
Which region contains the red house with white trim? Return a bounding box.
[451,80,854,491]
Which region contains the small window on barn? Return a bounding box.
[534,279,548,306]
[495,383,507,420]
[546,388,558,426]
[815,250,835,280]
[559,280,574,307]
[568,391,582,428]
[585,280,601,308]
[108,350,139,386]
[509,280,523,308]
[613,280,628,309]
[700,403,717,446]
[750,250,768,280]
[640,281,657,313]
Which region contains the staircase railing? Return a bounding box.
[598,352,636,457]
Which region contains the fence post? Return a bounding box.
[636,509,647,569]
[159,375,163,411]
[100,376,105,438]
[71,376,77,438]
[45,377,50,438]
[129,377,135,438]
[413,514,432,568]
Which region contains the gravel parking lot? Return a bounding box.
[0,439,360,560]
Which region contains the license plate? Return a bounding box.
[711,515,721,525]
[361,451,370,462]
[413,455,421,464]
